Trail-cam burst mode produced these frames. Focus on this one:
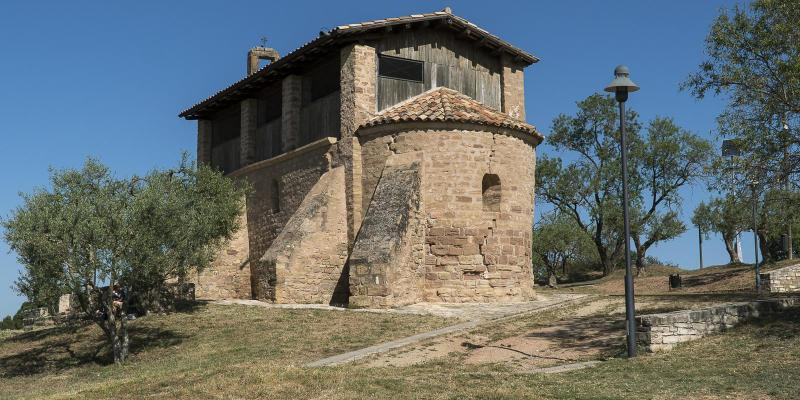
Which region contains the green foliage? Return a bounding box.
[1,156,246,362]
[684,0,800,114]
[0,316,13,330]
[686,0,800,190]
[0,302,35,331]
[537,93,638,275]
[693,195,749,263]
[537,94,710,275]
[629,117,713,272]
[756,188,800,261]
[531,212,597,286]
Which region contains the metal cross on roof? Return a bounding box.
[260,36,268,47]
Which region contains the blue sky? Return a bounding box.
[0,0,748,317]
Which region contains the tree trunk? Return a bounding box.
[635,250,646,277]
[632,235,646,277]
[112,325,123,364]
[598,245,611,276]
[594,222,613,277]
[120,314,129,362]
[103,285,129,365]
[547,270,558,288]
[722,233,741,264]
[757,231,772,264]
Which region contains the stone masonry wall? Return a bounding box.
[340,44,377,249]
[358,124,537,304]
[637,298,799,352]
[761,263,800,293]
[500,54,525,120]
[349,158,422,308]
[192,211,251,299]
[261,166,349,304]
[230,137,338,300]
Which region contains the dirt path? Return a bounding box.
[304,294,589,367]
[363,298,625,369]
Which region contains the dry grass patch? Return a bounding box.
[1,298,799,399]
[0,302,452,399]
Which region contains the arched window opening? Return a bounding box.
[482,174,501,212]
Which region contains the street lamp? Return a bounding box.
[605,65,639,358]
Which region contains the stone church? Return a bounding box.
[179,9,543,308]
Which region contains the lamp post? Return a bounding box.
[605,65,639,358]
[699,227,704,269]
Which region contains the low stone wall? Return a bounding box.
[22,308,54,330]
[761,264,800,293]
[637,298,799,352]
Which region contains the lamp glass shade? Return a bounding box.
[604,65,640,93]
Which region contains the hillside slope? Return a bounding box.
[568,261,796,295]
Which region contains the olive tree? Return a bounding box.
[537,94,710,276]
[536,94,639,276]
[531,212,596,287]
[3,157,245,364]
[685,0,800,253]
[692,196,749,264]
[629,117,712,275]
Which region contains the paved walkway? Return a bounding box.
[212,293,588,322]
[303,293,590,367]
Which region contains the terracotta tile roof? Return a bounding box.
[179,9,538,120]
[361,87,542,141]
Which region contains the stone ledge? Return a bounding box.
[637,297,799,352]
[228,136,337,177]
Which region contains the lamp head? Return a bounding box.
[604,65,639,102]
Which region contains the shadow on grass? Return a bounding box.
[0,320,189,378]
[174,300,208,314]
[680,266,750,288]
[744,306,800,340]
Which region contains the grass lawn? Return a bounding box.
[1,300,799,399]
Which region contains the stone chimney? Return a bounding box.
[248,47,280,76]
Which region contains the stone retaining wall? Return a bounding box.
[22,308,54,330]
[760,264,800,293]
[637,298,799,352]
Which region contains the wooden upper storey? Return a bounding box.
[185,10,538,174]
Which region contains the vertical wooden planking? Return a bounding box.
[462,68,477,99]
[375,28,502,110]
[211,137,240,175]
[377,77,424,110]
[300,91,341,144]
[475,70,501,110]
[254,118,282,161]
[269,120,282,158]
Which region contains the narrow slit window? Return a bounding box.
[482,174,501,212]
[378,54,423,82]
[271,179,281,213]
